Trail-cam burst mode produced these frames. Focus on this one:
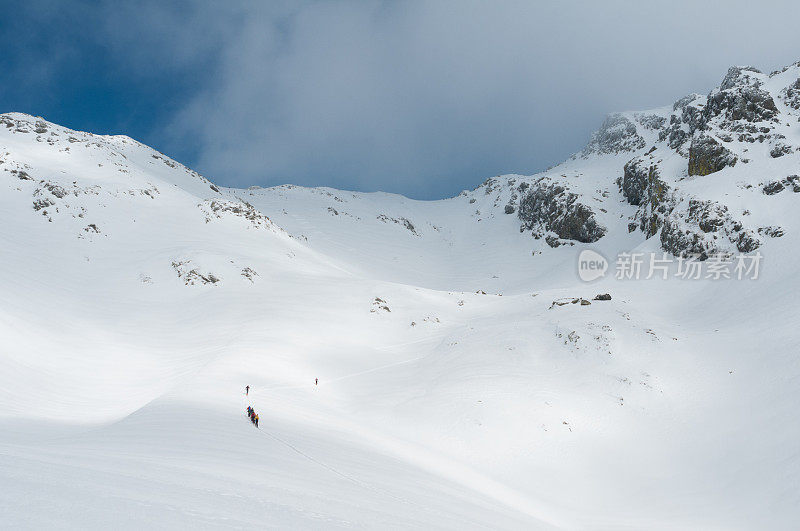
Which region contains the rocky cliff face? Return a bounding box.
[517,180,606,245]
[502,60,800,259]
[687,135,738,176]
[619,155,669,238]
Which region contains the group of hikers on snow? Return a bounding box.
[244,379,320,428]
[246,405,259,427]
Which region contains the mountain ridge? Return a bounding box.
[2,61,800,529]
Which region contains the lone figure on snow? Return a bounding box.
[246,385,250,396]
[315,378,318,386]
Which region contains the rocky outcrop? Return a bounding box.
[659,199,760,259]
[688,135,738,176]
[735,231,762,253]
[704,84,778,124]
[620,156,671,238]
[695,67,782,148]
[377,214,419,236]
[658,94,705,152]
[621,158,668,206]
[763,176,800,194]
[770,143,793,158]
[782,78,800,110]
[686,200,728,233]
[581,114,645,157]
[171,260,220,286]
[762,180,785,195]
[200,199,276,230]
[758,226,784,238]
[517,181,605,243]
[617,149,762,258]
[634,112,667,131]
[719,66,762,91]
[659,219,712,259]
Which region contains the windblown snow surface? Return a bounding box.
[2,62,800,529]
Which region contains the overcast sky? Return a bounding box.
[2,1,799,199]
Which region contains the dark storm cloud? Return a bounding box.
[3,1,799,198]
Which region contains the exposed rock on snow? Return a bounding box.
[517,181,605,243]
[171,260,221,286]
[620,156,669,238]
[581,114,646,156]
[688,134,738,176]
[763,180,786,195]
[370,297,391,313]
[200,199,275,230]
[240,267,259,282]
[781,77,800,109]
[550,297,592,309]
[705,78,778,126]
[376,214,418,236]
[659,94,706,152]
[758,225,785,238]
[658,199,761,259]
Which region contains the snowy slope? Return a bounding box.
[1,62,800,530]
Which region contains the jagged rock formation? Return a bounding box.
[200,199,277,231]
[619,156,670,238]
[782,78,800,109]
[581,114,646,156]
[458,61,798,257]
[475,60,800,258]
[687,134,738,176]
[658,94,706,153]
[517,181,606,245]
[591,61,799,257]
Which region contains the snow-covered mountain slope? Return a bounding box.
[2,61,800,529]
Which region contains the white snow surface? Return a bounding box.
[2,63,800,530]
